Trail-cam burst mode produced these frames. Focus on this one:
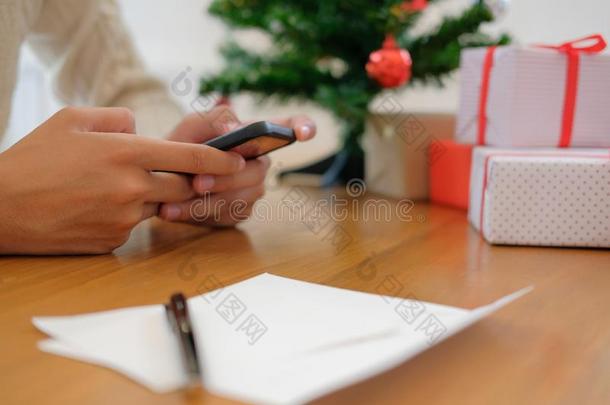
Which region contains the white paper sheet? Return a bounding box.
[33,273,532,404]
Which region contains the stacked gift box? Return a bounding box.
[428,34,610,248]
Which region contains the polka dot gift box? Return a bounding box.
[468,147,610,247]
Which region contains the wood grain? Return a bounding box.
[0,187,608,405]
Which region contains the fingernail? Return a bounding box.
[226,121,239,131]
[233,154,246,170]
[300,125,312,139]
[259,155,272,169]
[195,175,215,193]
[164,204,181,221]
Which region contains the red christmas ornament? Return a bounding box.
[401,0,428,12]
[365,35,412,88]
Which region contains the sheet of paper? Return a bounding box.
[33,273,531,404]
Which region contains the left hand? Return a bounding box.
[158,106,316,226]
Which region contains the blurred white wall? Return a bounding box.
[4,0,610,166]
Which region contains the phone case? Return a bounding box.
[204,121,296,153]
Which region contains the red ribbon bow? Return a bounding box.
[538,34,607,147]
[540,34,607,54]
[477,34,607,147]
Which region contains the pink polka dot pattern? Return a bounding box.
[483,157,610,247]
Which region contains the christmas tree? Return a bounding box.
[200,0,509,184]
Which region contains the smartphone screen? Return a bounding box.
[229,135,293,159]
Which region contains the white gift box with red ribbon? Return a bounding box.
[457,35,610,148]
[468,147,610,247]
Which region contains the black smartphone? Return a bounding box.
[204,121,296,159]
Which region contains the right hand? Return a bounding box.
[0,107,245,255]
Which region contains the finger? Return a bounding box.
[141,203,160,220]
[172,202,255,228]
[167,106,241,144]
[192,156,270,194]
[147,172,195,203]
[271,116,316,141]
[60,107,136,134]
[116,135,246,175]
[159,184,265,223]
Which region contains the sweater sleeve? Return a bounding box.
[26,0,183,138]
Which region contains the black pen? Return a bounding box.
[165,292,201,384]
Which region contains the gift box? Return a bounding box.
[468,147,610,247]
[456,35,610,148]
[428,140,473,210]
[364,113,454,200]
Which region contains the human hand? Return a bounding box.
[160,106,317,226]
[0,107,245,254]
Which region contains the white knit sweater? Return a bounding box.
[0,0,183,141]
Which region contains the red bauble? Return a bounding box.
[365,35,412,88]
[401,0,428,12]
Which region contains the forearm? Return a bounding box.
[0,151,27,254]
[0,153,12,252]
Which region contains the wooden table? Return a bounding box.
[1,187,609,405]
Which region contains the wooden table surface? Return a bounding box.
[0,186,609,405]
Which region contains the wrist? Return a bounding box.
[0,153,21,254]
